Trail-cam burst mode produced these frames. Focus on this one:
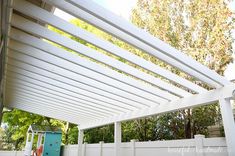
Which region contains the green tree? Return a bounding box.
[131,0,233,74]
[127,0,234,139]
[84,125,114,143]
[2,109,48,150]
[1,109,78,150]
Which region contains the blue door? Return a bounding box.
[43,132,62,156]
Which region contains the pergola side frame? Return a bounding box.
[80,84,235,129]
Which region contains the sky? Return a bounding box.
[54,0,137,21]
[92,0,137,19]
[54,0,235,81]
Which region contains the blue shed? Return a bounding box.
[24,125,62,156]
[43,132,62,156]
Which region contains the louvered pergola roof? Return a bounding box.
[1,0,235,130]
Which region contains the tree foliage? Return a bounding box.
[1,109,78,150]
[128,0,234,139]
[1,109,47,150]
[132,0,234,75]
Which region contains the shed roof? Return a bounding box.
[28,124,62,133]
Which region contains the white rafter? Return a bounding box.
[46,0,232,88]
[10,14,190,97]
[12,0,207,94]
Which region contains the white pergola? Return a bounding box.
[0,0,235,156]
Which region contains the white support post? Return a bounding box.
[78,128,84,156]
[131,139,136,156]
[219,98,235,156]
[99,141,104,156]
[114,122,121,156]
[194,134,205,156]
[36,133,43,148]
[82,142,87,156]
[65,145,69,156]
[30,133,35,151]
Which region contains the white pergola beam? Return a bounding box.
[5,70,130,113]
[6,92,98,121]
[6,85,110,119]
[80,85,235,129]
[9,28,178,101]
[6,87,105,119]
[68,0,231,87]
[6,56,152,110]
[7,64,141,111]
[10,13,191,97]
[5,76,122,114]
[6,69,132,112]
[6,78,120,115]
[46,0,229,88]
[6,101,83,124]
[219,98,235,156]
[12,0,207,94]
[7,45,162,107]
[8,99,95,123]
[8,44,167,106]
[7,56,161,108]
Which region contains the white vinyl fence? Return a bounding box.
[62,135,228,156]
[0,135,228,156]
[0,151,24,156]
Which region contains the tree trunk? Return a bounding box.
[144,119,147,141]
[192,122,197,136]
[184,109,192,138]
[64,122,69,145]
[14,139,19,150]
